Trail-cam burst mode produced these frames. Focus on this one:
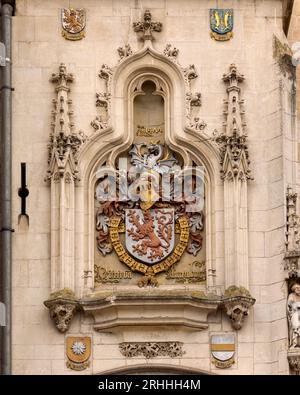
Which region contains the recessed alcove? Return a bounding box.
[134,80,165,142]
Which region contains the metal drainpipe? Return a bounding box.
[0,2,13,375]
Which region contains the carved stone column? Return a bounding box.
[215,64,252,289]
[44,64,85,332]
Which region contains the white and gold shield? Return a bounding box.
[125,208,175,265]
[211,334,235,368]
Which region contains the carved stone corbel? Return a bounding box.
[288,349,300,373]
[222,286,255,330]
[44,289,79,333]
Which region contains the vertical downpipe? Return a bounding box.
[0,2,13,375]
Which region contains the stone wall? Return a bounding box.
[11,0,292,374]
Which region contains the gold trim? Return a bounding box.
[66,360,90,371]
[212,357,235,369]
[62,30,85,41]
[210,31,233,41]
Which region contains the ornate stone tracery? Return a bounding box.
[119,342,185,358]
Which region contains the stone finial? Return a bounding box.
[51,63,74,92]
[133,9,162,41]
[222,63,245,89]
[46,64,86,182]
[213,64,252,181]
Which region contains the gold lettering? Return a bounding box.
[136,125,163,137]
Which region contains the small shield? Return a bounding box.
[210,9,233,35]
[125,208,175,265]
[66,336,91,364]
[62,8,86,40]
[211,334,235,368]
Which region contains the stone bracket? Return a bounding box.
[44,287,255,333]
[288,349,300,373]
[221,286,256,330]
[44,289,80,333]
[222,296,255,330]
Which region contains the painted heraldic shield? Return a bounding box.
[210,9,233,41]
[62,8,86,40]
[125,208,175,265]
[211,334,235,368]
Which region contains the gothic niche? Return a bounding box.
[94,81,206,288]
[134,80,165,141]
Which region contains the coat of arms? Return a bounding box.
[210,9,233,41]
[95,143,204,287]
[66,336,91,371]
[211,334,235,368]
[61,8,86,41]
[126,208,175,264]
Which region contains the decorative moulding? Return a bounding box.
[44,286,255,333]
[119,342,185,359]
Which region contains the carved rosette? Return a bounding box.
[119,342,184,359]
[44,289,79,333]
[222,286,255,330]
